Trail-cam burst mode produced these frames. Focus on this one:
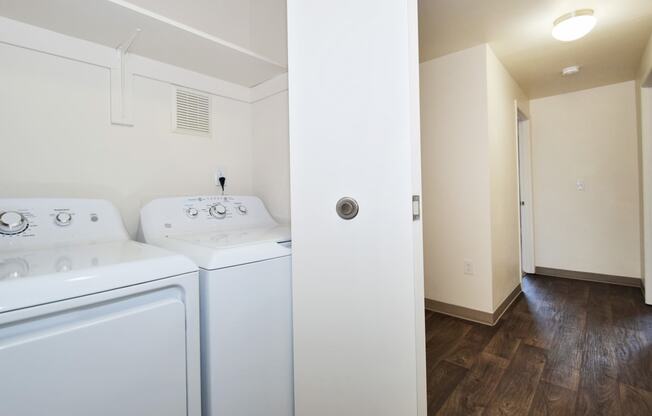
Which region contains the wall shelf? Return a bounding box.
[0,0,288,87]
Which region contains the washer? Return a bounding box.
[139,195,293,416]
[0,198,201,416]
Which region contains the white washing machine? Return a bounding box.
[139,195,293,416]
[0,198,201,416]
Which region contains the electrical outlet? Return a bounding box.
[215,168,226,186]
[576,179,585,191]
[215,168,227,195]
[463,260,474,276]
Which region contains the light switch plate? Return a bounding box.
[463,260,474,275]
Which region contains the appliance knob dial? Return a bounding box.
[0,211,28,235]
[186,207,199,218]
[54,212,72,226]
[238,205,248,214]
[209,204,227,219]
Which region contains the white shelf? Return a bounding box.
[0,0,287,87]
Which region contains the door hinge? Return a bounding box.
[412,195,420,221]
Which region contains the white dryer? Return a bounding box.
[0,198,201,416]
[139,195,293,416]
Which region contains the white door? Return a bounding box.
[287,1,426,415]
[518,114,535,274]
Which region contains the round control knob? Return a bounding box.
[0,211,28,235]
[209,204,227,219]
[186,207,199,218]
[237,205,248,215]
[54,212,72,226]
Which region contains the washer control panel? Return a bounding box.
[0,199,128,251]
[0,211,29,235]
[140,195,278,240]
[181,198,249,221]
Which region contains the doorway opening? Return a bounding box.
[517,110,535,277]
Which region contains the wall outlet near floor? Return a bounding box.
[463,260,474,275]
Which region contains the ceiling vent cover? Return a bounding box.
[173,87,211,136]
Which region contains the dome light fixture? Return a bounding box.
[561,65,581,76]
[552,9,596,42]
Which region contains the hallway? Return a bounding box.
[426,275,652,415]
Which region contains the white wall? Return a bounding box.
[420,44,527,313]
[127,0,252,51]
[0,42,255,236]
[251,0,288,65]
[530,81,641,278]
[128,0,288,66]
[486,47,529,310]
[252,86,291,224]
[0,16,294,237]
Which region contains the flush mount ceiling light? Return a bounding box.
[562,65,581,76]
[552,9,596,42]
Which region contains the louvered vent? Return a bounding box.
[173,88,211,136]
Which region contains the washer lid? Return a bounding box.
[154,225,291,270]
[0,241,197,313]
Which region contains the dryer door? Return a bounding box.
[0,280,192,416]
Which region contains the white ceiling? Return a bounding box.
[419,0,652,98]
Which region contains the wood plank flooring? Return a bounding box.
[425,274,652,415]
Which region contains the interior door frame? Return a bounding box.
[516,107,535,275]
[641,85,652,305]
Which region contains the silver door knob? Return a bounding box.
[336,197,359,220]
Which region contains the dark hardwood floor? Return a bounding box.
[425,274,652,415]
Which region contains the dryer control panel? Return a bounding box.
[0,199,129,251]
[139,196,278,240]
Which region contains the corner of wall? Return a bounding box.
[250,74,291,224]
[637,31,652,295]
[484,45,528,311]
[637,32,652,87]
[419,44,494,314]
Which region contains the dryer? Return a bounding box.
[0,198,201,416]
[139,195,293,416]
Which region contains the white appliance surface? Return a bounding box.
[140,195,293,416]
[0,198,201,416]
[140,195,291,269]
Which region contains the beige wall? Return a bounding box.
[420,44,525,313]
[637,33,652,299]
[638,32,652,87]
[0,42,255,237]
[420,45,493,312]
[486,47,529,310]
[530,81,641,278]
